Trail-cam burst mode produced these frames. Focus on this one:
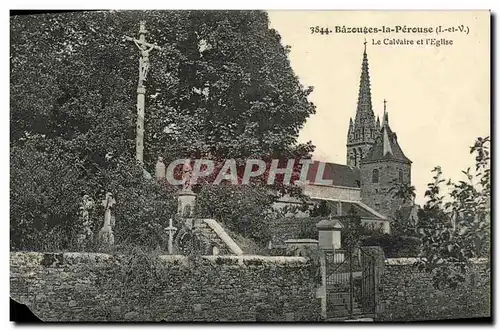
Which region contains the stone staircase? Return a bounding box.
[327,291,362,319]
[193,219,243,255]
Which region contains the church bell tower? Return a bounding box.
[346,42,379,168]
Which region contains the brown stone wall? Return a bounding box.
[378,261,491,321]
[10,252,321,322]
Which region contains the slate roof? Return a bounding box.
[313,199,387,221]
[363,124,411,164]
[306,161,361,188]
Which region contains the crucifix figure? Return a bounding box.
[182,159,193,191]
[165,218,178,254]
[124,21,162,165]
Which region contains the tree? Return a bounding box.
[388,176,418,236]
[388,180,416,205]
[10,11,316,250]
[310,200,331,217]
[340,207,363,248]
[194,183,275,246]
[417,137,490,289]
[10,11,315,167]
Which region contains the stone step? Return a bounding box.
[327,308,362,318]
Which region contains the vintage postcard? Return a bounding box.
[10,10,491,322]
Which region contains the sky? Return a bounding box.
[267,10,490,204]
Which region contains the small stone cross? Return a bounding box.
[165,218,177,254]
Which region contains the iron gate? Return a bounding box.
[325,246,376,318]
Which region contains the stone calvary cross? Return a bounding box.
[124,21,162,165]
[165,218,177,254]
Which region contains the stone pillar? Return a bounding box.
[318,249,327,320]
[177,188,197,217]
[136,85,146,164]
[316,219,343,250]
[316,219,344,320]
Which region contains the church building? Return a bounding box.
[275,44,417,233]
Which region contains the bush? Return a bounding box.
[361,234,421,258]
[10,141,90,251]
[10,139,178,251]
[195,183,275,247]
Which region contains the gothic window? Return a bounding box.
[353,148,358,167]
[399,169,404,182]
[372,169,379,183]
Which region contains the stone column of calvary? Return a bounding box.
[124,21,162,165]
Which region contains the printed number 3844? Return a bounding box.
[310,26,331,34]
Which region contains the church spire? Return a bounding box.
[346,42,378,167]
[381,99,389,127]
[382,99,389,127]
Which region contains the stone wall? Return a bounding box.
[360,160,411,218]
[378,259,491,321]
[304,184,361,201]
[10,252,321,322]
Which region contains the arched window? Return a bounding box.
[372,169,379,183]
[399,169,404,182]
[353,148,358,167]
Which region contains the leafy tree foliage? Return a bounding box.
[361,234,421,258]
[389,180,416,205]
[11,10,315,166]
[340,207,363,248]
[194,183,275,246]
[309,200,331,217]
[10,11,315,250]
[417,137,490,289]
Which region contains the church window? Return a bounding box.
[372,169,379,183]
[399,169,404,182]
